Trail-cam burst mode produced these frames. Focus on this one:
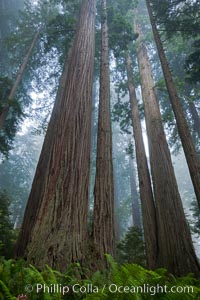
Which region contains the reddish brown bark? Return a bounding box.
[146,0,200,209]
[137,40,200,277]
[15,56,69,258]
[93,0,114,261]
[15,0,96,271]
[126,52,158,269]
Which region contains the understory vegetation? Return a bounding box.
[0,256,200,299]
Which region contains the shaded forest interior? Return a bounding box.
[0,0,200,298]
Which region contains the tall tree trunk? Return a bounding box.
[93,0,114,261]
[112,136,121,243]
[137,40,200,277]
[146,0,200,209]
[0,27,41,129]
[90,80,98,153]
[15,55,69,258]
[113,157,121,243]
[15,0,96,272]
[129,155,141,229]
[126,52,157,269]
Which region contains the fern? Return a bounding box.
[85,256,200,299]
[0,257,200,300]
[0,280,16,300]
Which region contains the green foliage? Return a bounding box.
[151,0,200,88]
[87,255,200,299]
[151,0,200,39]
[45,15,76,62]
[112,101,132,134]
[2,0,79,139]
[107,8,136,56]
[0,192,16,259]
[0,0,23,76]
[125,142,134,158]
[0,257,200,299]
[0,280,16,300]
[108,0,138,17]
[189,199,200,235]
[116,227,146,266]
[0,77,23,157]
[0,259,82,299]
[185,39,200,84]
[112,99,143,135]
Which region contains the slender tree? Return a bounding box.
[0,0,24,75]
[126,52,157,269]
[137,37,200,276]
[0,27,41,130]
[113,142,121,242]
[145,0,200,208]
[129,155,141,229]
[15,0,96,271]
[93,0,115,261]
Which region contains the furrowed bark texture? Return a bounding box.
[146,0,200,209]
[16,0,96,271]
[15,56,69,258]
[0,28,41,129]
[93,0,114,260]
[126,53,158,269]
[137,42,200,277]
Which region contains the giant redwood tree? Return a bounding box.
[126,51,158,269]
[93,0,115,261]
[137,36,200,276]
[15,56,69,258]
[146,0,200,209]
[15,0,96,271]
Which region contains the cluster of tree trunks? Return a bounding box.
[146,0,200,209]
[126,52,157,269]
[16,0,115,271]
[137,38,200,276]
[16,0,97,271]
[15,0,200,278]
